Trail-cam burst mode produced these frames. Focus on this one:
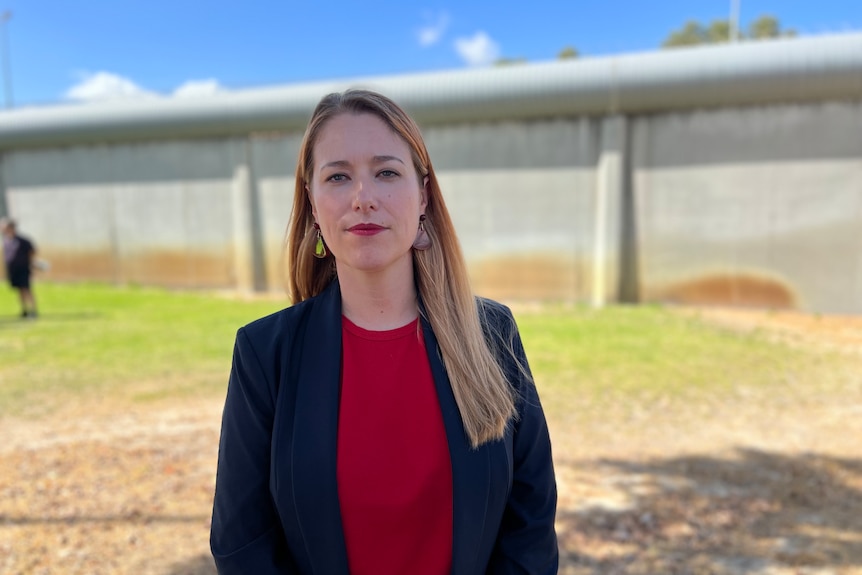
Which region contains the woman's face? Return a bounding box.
[308,112,427,277]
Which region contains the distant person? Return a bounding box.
[1,217,38,319]
[210,90,558,574]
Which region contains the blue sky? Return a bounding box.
[0,0,860,108]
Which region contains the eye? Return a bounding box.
[326,173,348,182]
[378,169,399,178]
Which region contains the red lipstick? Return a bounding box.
[348,223,385,236]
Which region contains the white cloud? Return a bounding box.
[64,72,229,103]
[65,71,159,103]
[454,31,500,67]
[172,79,226,99]
[417,11,449,47]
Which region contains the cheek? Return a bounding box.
[310,192,337,221]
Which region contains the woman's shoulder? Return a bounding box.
[240,296,315,343]
[475,296,516,331]
[239,280,340,345]
[475,296,525,364]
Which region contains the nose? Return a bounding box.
[352,176,377,212]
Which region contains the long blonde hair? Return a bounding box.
[285,90,515,448]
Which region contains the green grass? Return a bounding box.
[516,303,855,419]
[0,283,854,419]
[0,282,286,416]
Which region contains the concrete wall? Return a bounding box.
[2,99,861,313]
[3,140,245,288]
[426,118,601,302]
[632,101,862,314]
[247,134,301,292]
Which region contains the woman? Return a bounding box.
[210,90,557,574]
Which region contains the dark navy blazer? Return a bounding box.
[210,280,558,574]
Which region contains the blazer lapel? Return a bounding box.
[291,281,350,574]
[421,318,492,575]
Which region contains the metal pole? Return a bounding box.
[0,11,13,108]
[729,0,741,42]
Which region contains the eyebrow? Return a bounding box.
[320,155,406,171]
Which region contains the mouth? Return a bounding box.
[348,223,386,235]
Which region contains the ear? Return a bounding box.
[420,175,429,211]
[306,184,317,220]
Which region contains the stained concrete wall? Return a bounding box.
[2,140,245,288]
[247,134,301,292]
[2,100,861,313]
[632,101,862,314]
[426,118,601,302]
[1,118,607,301]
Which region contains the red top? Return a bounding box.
[337,316,453,575]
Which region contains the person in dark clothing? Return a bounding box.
[1,217,38,318]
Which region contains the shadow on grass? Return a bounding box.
[0,513,207,526]
[166,554,217,575]
[557,448,862,574]
[0,311,103,326]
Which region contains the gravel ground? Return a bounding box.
[2,307,861,575]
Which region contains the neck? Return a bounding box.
[336,259,419,331]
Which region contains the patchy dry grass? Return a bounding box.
[2,285,862,574]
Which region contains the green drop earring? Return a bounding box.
[312,222,327,259]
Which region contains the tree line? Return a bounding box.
[494,15,796,66]
[662,15,795,47]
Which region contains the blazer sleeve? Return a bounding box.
[210,328,298,574]
[487,307,559,574]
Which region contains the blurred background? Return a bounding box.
[1,0,861,313]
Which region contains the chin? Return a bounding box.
[340,251,413,275]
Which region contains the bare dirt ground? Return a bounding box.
[1,307,861,575]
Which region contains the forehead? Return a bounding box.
[314,113,411,164]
